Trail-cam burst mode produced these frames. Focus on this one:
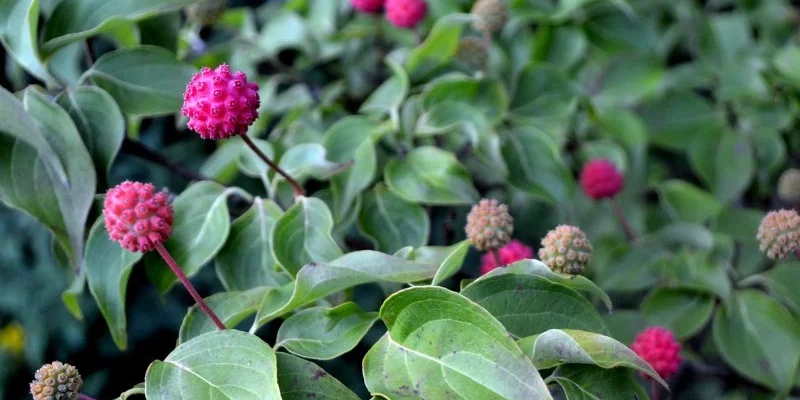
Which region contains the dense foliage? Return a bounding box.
[2,0,800,399]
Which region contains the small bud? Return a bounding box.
[538,225,593,275]
[465,199,514,251]
[471,0,509,35]
[778,168,800,203]
[455,37,489,71]
[757,209,800,260]
[30,362,83,400]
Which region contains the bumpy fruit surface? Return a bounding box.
[455,37,489,71]
[186,0,229,25]
[29,361,83,400]
[471,0,508,34]
[466,199,514,251]
[480,240,532,275]
[385,0,427,28]
[580,159,624,200]
[538,225,592,274]
[631,327,682,380]
[352,0,385,13]
[104,181,174,253]
[757,209,800,260]
[778,168,800,203]
[182,64,260,140]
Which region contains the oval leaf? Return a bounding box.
[85,216,142,350]
[643,288,715,339]
[385,146,478,205]
[271,196,343,277]
[275,302,378,360]
[179,287,267,343]
[358,183,430,254]
[364,286,552,399]
[145,330,281,400]
[517,329,666,387]
[82,46,197,117]
[276,352,360,400]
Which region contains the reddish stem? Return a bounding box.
[155,242,225,330]
[795,248,800,259]
[610,197,636,241]
[652,380,659,400]
[79,395,97,400]
[240,134,304,197]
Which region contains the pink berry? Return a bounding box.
[352,0,384,13]
[104,181,174,253]
[385,0,427,28]
[580,159,624,200]
[182,64,260,140]
[631,326,682,380]
[480,240,533,275]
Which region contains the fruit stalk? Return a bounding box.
[611,198,636,241]
[154,242,225,330]
[240,134,304,197]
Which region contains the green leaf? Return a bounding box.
[517,329,666,386]
[642,288,715,339]
[271,196,343,277]
[711,132,754,203]
[216,198,291,292]
[421,76,508,124]
[85,217,142,350]
[276,352,360,400]
[276,143,351,184]
[0,0,57,86]
[638,91,725,150]
[61,269,86,320]
[669,251,731,301]
[55,86,125,185]
[503,126,575,205]
[593,245,662,293]
[658,180,723,224]
[42,0,195,57]
[549,364,649,400]
[145,330,281,400]
[0,86,67,186]
[713,290,800,392]
[744,262,800,317]
[465,259,613,311]
[357,183,430,254]
[145,182,234,294]
[82,46,197,117]
[713,207,764,241]
[322,117,388,221]
[405,14,478,80]
[0,89,96,267]
[364,286,552,399]
[252,250,441,328]
[431,240,470,286]
[275,302,378,360]
[360,58,409,116]
[384,146,479,205]
[461,273,608,338]
[178,287,267,343]
[510,65,577,119]
[774,45,800,89]
[593,56,664,108]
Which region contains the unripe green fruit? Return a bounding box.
[465,199,514,251]
[778,168,800,203]
[538,225,593,275]
[757,209,800,260]
[29,361,83,400]
[471,0,509,34]
[455,37,489,71]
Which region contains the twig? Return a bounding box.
[240,134,304,197]
[79,394,97,400]
[121,138,213,183]
[610,198,636,241]
[155,242,225,330]
[652,380,659,400]
[82,40,94,68]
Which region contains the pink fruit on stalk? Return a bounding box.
[103,181,173,253]
[352,0,385,13]
[480,240,533,275]
[580,159,624,200]
[182,64,260,140]
[631,326,682,380]
[385,0,427,28]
